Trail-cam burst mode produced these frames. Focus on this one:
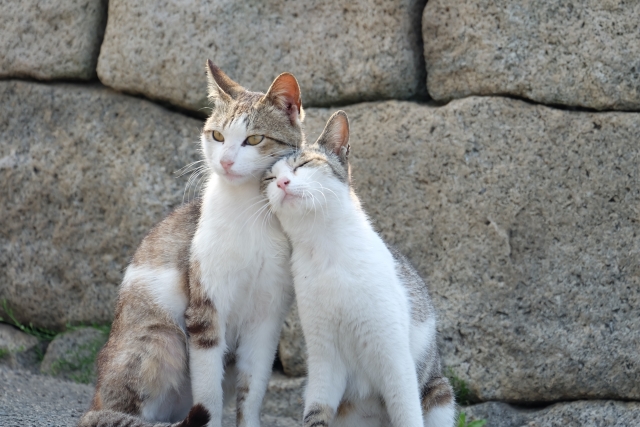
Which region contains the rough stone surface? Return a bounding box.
[422,0,640,111]
[263,372,305,420]
[278,303,307,377]
[0,366,299,426]
[0,81,201,330]
[97,0,427,111]
[463,402,531,427]
[282,97,640,401]
[0,0,108,81]
[465,400,640,427]
[0,324,39,354]
[0,324,42,372]
[40,327,108,383]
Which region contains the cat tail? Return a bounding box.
[78,404,210,427]
[421,376,456,427]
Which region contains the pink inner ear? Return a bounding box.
[329,115,349,154]
[267,74,302,122]
[337,120,349,148]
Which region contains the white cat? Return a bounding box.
[262,111,456,427]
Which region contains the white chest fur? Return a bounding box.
[192,175,292,348]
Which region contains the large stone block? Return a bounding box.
[40,327,109,383]
[280,97,640,401]
[422,0,640,111]
[0,324,42,372]
[97,0,427,111]
[0,0,108,80]
[465,400,640,427]
[0,81,201,330]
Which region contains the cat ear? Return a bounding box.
[316,110,350,163]
[264,73,305,126]
[206,59,245,102]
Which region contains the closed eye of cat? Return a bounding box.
[293,160,312,172]
[262,175,275,182]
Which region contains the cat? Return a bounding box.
[261,111,456,427]
[79,60,305,427]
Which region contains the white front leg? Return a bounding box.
[377,350,424,427]
[186,296,227,427]
[190,344,226,427]
[234,316,285,427]
[303,344,348,427]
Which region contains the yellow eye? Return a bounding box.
[246,135,265,146]
[212,130,224,142]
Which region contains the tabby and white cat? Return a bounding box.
[79,61,305,427]
[261,111,456,427]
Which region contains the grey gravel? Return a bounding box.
[0,366,93,427]
[0,366,298,426]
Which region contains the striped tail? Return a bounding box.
[78,404,210,427]
[421,376,456,427]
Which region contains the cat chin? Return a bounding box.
[217,171,251,185]
[274,198,317,217]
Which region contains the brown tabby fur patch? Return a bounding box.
[184,261,220,349]
[336,400,355,417]
[420,376,455,413]
[235,371,251,425]
[78,404,210,427]
[303,403,334,427]
[82,201,201,426]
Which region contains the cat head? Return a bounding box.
[262,110,351,217]
[201,60,305,185]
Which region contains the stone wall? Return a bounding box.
[1,0,638,424]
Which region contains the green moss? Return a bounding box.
[0,348,9,359]
[457,412,487,427]
[1,299,57,340]
[48,327,109,384]
[1,300,112,383]
[446,367,472,406]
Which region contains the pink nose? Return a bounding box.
[220,160,234,171]
[277,177,290,190]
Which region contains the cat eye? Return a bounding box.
[212,130,224,142]
[246,135,265,146]
[293,160,312,172]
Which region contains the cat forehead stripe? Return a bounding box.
[299,148,348,183]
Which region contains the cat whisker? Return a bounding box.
[310,188,329,212]
[181,167,209,190]
[303,189,319,227]
[175,160,207,177]
[182,169,202,203]
[194,171,209,200]
[237,196,270,218]
[193,168,209,197]
[306,167,322,180]
[248,202,272,230]
[242,201,271,230]
[308,181,339,201]
[259,206,274,240]
[183,168,208,204]
[314,191,328,219]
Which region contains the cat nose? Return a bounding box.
[220,160,234,171]
[277,177,290,190]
